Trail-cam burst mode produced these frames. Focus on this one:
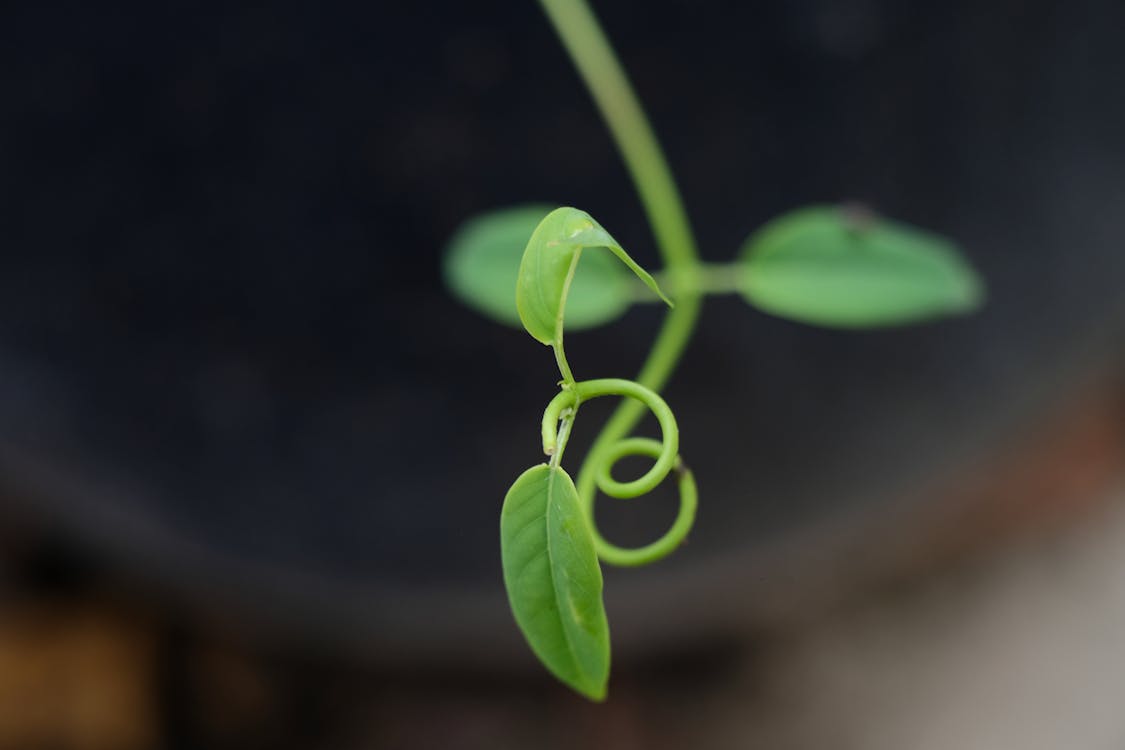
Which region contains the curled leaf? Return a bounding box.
[516,207,671,346]
[500,464,610,701]
[443,205,633,331]
[737,205,984,328]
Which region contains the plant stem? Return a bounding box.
[683,262,743,296]
[537,0,699,275]
[627,263,744,301]
[549,410,575,468]
[538,0,703,560]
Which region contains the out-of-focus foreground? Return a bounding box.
[1,376,1122,749]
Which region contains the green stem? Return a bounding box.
[685,262,744,295]
[537,0,700,275]
[538,0,703,563]
[628,263,744,301]
[553,343,576,385]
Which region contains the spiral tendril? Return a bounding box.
[541,378,698,567]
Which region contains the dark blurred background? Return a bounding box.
[1,1,1124,748]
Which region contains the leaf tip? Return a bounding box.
[580,681,609,702]
[563,672,608,702]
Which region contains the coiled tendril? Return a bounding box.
[541,378,698,567]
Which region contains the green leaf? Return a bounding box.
[516,206,672,346]
[500,464,610,701]
[737,205,984,328]
[443,205,633,331]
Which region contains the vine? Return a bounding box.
[444,0,985,702]
[500,205,695,701]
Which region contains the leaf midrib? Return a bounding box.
[544,467,587,689]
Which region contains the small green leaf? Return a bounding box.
[737,205,984,328]
[443,205,633,331]
[501,464,610,701]
[516,207,672,346]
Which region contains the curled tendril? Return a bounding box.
[541,378,698,568]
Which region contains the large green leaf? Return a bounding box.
[443,205,632,331]
[516,207,671,346]
[500,464,610,701]
[737,205,984,328]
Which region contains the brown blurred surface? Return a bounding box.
[0,604,155,750]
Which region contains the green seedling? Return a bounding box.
[444,0,984,701]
